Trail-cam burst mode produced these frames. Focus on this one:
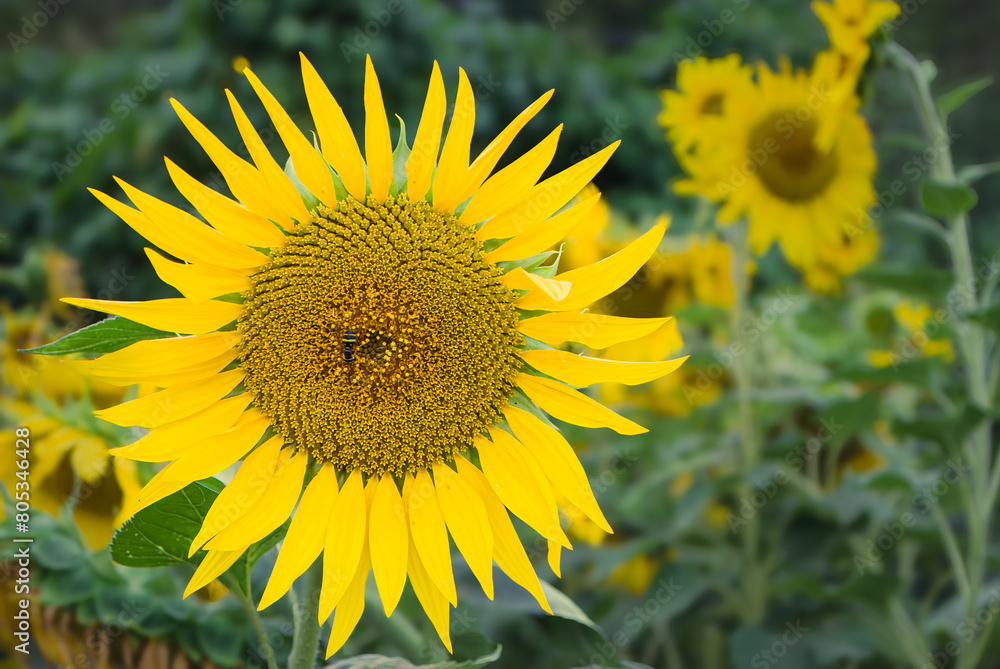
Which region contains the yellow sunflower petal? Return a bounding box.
[259,465,339,611]
[364,55,393,202]
[433,68,476,210]
[224,89,311,224]
[459,125,562,226]
[407,531,453,653]
[517,374,647,435]
[457,89,555,204]
[88,188,230,269]
[407,470,457,606]
[205,448,306,551]
[369,474,409,616]
[520,350,688,387]
[324,549,371,659]
[503,405,611,533]
[73,332,240,387]
[406,61,446,203]
[124,463,191,517]
[433,461,494,599]
[517,312,675,349]
[170,98,296,229]
[477,428,570,548]
[109,394,253,462]
[299,53,368,201]
[164,158,286,249]
[159,411,270,482]
[547,540,562,578]
[189,436,284,555]
[476,141,620,241]
[113,178,270,270]
[454,458,550,613]
[145,249,251,303]
[501,267,570,304]
[485,192,599,263]
[516,221,666,312]
[61,297,241,336]
[243,68,338,206]
[184,549,243,598]
[319,470,367,621]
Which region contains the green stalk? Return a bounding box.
[235,567,279,669]
[727,218,765,623]
[887,43,994,668]
[288,561,324,669]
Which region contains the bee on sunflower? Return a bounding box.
[53,55,687,657]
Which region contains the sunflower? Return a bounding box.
[812,0,901,59]
[684,59,877,270]
[658,55,755,156]
[1,307,141,548]
[799,219,879,294]
[60,55,687,657]
[868,301,954,367]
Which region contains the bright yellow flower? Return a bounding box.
[800,221,879,294]
[608,553,660,595]
[61,55,686,657]
[659,55,755,155]
[683,59,877,271]
[812,0,900,56]
[868,301,954,367]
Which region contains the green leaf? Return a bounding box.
[111,478,224,568]
[391,115,411,196]
[34,532,88,570]
[540,580,606,638]
[956,161,1000,185]
[893,403,986,449]
[920,180,978,219]
[22,316,177,356]
[856,267,955,300]
[111,478,288,596]
[322,645,502,669]
[967,303,1000,333]
[937,76,992,118]
[818,394,880,450]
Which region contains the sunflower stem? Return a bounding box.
[888,42,994,669]
[727,217,765,624]
[238,567,279,669]
[288,561,324,669]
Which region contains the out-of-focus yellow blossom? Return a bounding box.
[670,471,695,497]
[1,307,142,548]
[609,553,661,595]
[801,222,879,294]
[704,500,733,530]
[658,55,755,155]
[812,0,901,61]
[868,302,954,367]
[44,249,88,322]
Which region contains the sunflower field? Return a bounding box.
[2,1,1000,668]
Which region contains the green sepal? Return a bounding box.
[284,155,321,211]
[21,316,177,357]
[389,115,410,198]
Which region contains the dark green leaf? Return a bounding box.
[818,394,880,449]
[111,478,224,568]
[856,267,955,300]
[22,316,176,356]
[920,180,978,219]
[892,403,986,449]
[540,581,606,638]
[34,532,87,570]
[967,303,1000,333]
[937,76,992,118]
